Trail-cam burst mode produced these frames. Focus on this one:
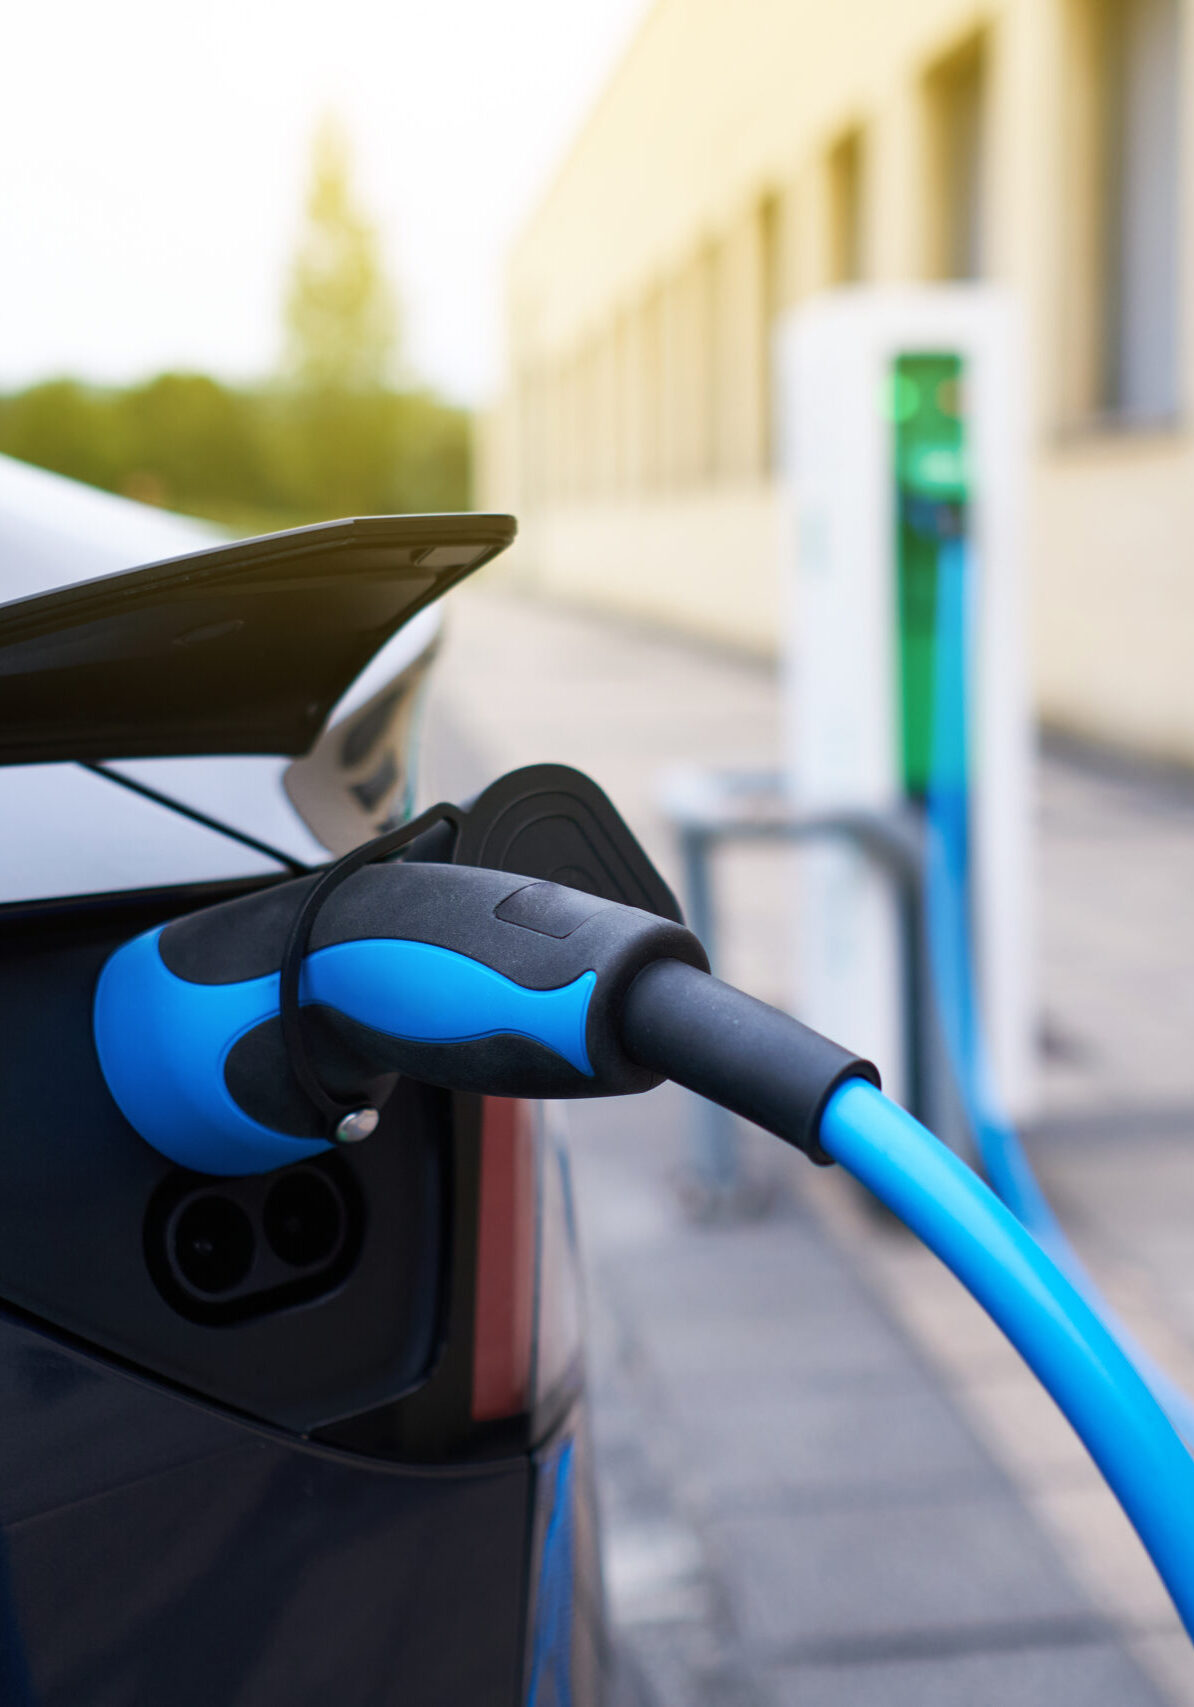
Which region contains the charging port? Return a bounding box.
[145,1156,364,1325]
[172,1194,256,1295]
[263,1168,345,1269]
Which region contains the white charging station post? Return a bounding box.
[776,287,1034,1127]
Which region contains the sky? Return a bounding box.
[1,0,651,404]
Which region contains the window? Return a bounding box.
[1107,0,1182,419]
[1068,0,1182,421]
[640,287,664,493]
[925,35,990,280]
[677,241,722,485]
[758,191,783,471]
[827,130,867,284]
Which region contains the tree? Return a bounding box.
[0,380,125,492]
[282,116,398,393]
[116,374,268,511]
[0,116,471,531]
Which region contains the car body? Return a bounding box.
[0,456,607,1706]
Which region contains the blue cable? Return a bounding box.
[926,535,1194,1445]
[820,1078,1194,1639]
[811,524,1194,1632]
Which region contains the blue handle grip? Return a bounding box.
[95,926,596,1174]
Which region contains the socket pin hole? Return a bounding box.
[172,1196,255,1295]
[263,1169,344,1268]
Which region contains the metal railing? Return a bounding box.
[659,766,952,1210]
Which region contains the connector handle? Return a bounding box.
[621,958,879,1165]
[95,863,708,1172]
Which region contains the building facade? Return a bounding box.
[483,0,1194,764]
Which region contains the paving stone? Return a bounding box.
[423,588,1192,1704]
[1026,1479,1181,1629]
[947,1366,1099,1486]
[595,1219,840,1295]
[666,1381,998,1511]
[708,1494,1088,1649]
[611,1265,918,1392]
[618,1625,759,1707]
[764,1642,1166,1706]
[1129,1631,1194,1707]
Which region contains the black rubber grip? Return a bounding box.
[619,959,880,1165]
[159,864,710,1134]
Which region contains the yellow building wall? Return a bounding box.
[485,0,1194,764]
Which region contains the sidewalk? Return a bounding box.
[421,583,1194,1705]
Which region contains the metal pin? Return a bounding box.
[335,1107,379,1144]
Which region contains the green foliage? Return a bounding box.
[263,387,470,519]
[0,118,471,531]
[0,380,126,492]
[0,377,471,529]
[116,373,270,511]
[282,115,397,393]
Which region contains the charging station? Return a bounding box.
[776,287,1034,1125]
[9,474,1191,1658]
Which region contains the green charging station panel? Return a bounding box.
[892,351,969,797]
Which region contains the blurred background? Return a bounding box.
[0,0,646,529]
[6,0,1194,1702]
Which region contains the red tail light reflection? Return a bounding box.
[471,1096,537,1422]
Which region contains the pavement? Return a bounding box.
[420,582,1194,1706]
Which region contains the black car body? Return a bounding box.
[0,456,607,1706]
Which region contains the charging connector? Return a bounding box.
[94,860,878,1177]
[91,824,1194,1638]
[621,959,879,1165]
[94,863,711,1174]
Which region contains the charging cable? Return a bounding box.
[819,1077,1194,1636]
[93,843,1194,1636]
[620,960,1194,1637]
[927,533,1194,1445]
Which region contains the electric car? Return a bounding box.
[0,455,609,1706]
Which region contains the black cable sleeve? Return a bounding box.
[620,959,880,1166]
[278,801,464,1132]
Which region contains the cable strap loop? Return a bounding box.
[278,802,464,1139]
